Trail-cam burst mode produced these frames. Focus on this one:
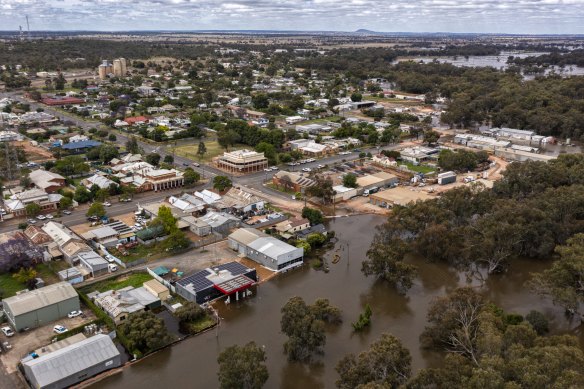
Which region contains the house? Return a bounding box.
[22,334,121,389]
[81,221,135,247]
[123,116,150,126]
[2,282,80,331]
[143,279,170,301]
[272,171,315,193]
[216,149,269,174]
[28,170,66,193]
[182,211,240,236]
[400,146,438,164]
[78,251,110,277]
[4,189,62,217]
[82,174,118,190]
[68,134,89,143]
[228,228,304,272]
[42,222,90,264]
[175,261,257,304]
[286,116,304,124]
[371,154,398,168]
[23,225,52,245]
[61,140,102,153]
[296,224,327,239]
[41,96,85,106]
[275,218,310,234]
[215,187,265,215]
[92,286,160,324]
[168,194,206,214]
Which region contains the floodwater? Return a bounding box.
[396,51,584,78]
[92,214,582,389]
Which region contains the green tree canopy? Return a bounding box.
[213,176,232,192]
[86,202,106,218]
[120,311,174,356]
[217,342,269,389]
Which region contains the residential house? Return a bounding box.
[28,170,66,193]
[42,221,91,264]
[23,225,52,246]
[214,187,265,215]
[82,221,135,248]
[182,211,240,237]
[275,218,310,235]
[272,171,315,193]
[92,286,160,324]
[82,174,118,190]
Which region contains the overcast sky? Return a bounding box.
[1,0,583,34]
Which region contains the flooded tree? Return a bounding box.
[335,333,411,389]
[280,296,341,362]
[217,342,268,389]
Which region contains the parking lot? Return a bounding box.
[0,307,96,374]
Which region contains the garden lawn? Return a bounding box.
[400,162,436,174]
[80,272,153,294]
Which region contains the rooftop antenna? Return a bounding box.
[26,15,30,39]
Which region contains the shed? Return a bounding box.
[2,282,80,331]
[22,334,121,389]
[143,279,170,301]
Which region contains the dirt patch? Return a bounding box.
[14,141,54,163]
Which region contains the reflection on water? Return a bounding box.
[91,214,581,389]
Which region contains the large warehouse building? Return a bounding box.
[22,334,121,389]
[2,282,80,331]
[228,228,304,272]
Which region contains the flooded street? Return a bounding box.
[92,214,581,389]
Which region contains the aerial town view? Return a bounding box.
[0,1,584,388]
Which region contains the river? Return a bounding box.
[395,51,584,78]
[92,214,582,389]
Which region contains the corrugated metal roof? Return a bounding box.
[23,334,119,388]
[3,282,78,316]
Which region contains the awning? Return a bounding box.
[213,275,255,295]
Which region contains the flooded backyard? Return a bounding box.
[92,214,582,389]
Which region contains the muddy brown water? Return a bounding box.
[91,214,582,389]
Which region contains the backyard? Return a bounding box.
[79,272,153,294]
[399,162,436,174]
[0,261,70,298]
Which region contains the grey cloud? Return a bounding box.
[0,0,583,33]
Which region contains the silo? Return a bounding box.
[113,59,122,77]
[119,58,127,76]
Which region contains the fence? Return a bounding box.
[146,267,176,293]
[192,232,224,248]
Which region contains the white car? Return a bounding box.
[317,164,325,169]
[270,166,279,171]
[27,219,37,224]
[53,325,67,334]
[36,215,46,220]
[1,327,14,337]
[263,168,271,172]
[45,214,54,219]
[108,264,118,272]
[67,310,82,318]
[302,167,312,172]
[104,201,112,207]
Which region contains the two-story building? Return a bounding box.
[216,150,268,174]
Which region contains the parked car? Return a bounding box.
[45,214,54,219]
[302,167,312,172]
[108,264,118,272]
[192,162,200,167]
[36,215,46,220]
[1,327,14,337]
[53,325,67,334]
[103,201,112,207]
[62,210,72,215]
[67,310,82,319]
[27,219,37,224]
